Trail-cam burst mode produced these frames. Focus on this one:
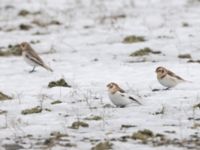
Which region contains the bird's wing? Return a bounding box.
[128,96,142,105]
[119,92,142,105]
[167,70,184,81]
[28,48,44,66]
[119,88,125,93]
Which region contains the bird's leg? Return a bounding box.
[119,105,125,108]
[164,87,170,90]
[29,66,36,73]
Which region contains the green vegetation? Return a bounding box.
[178,54,191,59]
[84,116,102,121]
[123,35,145,43]
[91,141,112,150]
[0,44,22,56]
[70,121,89,129]
[21,106,42,115]
[0,92,12,101]
[48,78,71,88]
[51,100,62,105]
[130,47,161,57]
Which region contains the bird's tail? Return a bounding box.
[129,96,142,105]
[43,64,53,72]
[183,79,192,83]
[135,99,142,105]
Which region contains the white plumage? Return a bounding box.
[20,42,53,72]
[156,66,186,89]
[22,52,37,67]
[107,82,141,107]
[108,91,140,107]
[158,74,184,88]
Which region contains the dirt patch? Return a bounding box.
[132,129,154,142]
[70,121,89,129]
[0,92,12,101]
[130,47,161,57]
[187,59,200,63]
[51,100,62,105]
[123,35,145,43]
[19,24,32,30]
[18,9,41,16]
[178,54,192,59]
[18,9,30,16]
[182,22,189,27]
[120,124,137,129]
[91,141,112,150]
[3,143,24,150]
[120,128,200,149]
[0,44,22,56]
[21,106,42,115]
[84,116,102,121]
[48,78,71,88]
[32,19,61,27]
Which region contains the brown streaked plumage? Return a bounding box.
[20,42,53,73]
[107,82,125,94]
[107,82,142,107]
[155,66,186,88]
[156,66,184,80]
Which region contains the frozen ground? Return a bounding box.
[0,0,200,149]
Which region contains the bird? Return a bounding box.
[20,42,53,73]
[107,82,142,107]
[155,66,187,89]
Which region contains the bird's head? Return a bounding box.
[20,42,30,52]
[155,66,167,79]
[107,82,122,94]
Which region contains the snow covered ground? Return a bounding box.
[0,0,200,149]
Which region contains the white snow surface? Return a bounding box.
[0,0,200,149]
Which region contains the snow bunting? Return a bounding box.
[107,82,142,107]
[155,66,186,89]
[20,42,53,73]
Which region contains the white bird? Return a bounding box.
[20,42,53,73]
[155,66,187,89]
[107,82,142,107]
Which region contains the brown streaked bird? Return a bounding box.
[155,66,186,89]
[107,82,142,107]
[20,42,53,73]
